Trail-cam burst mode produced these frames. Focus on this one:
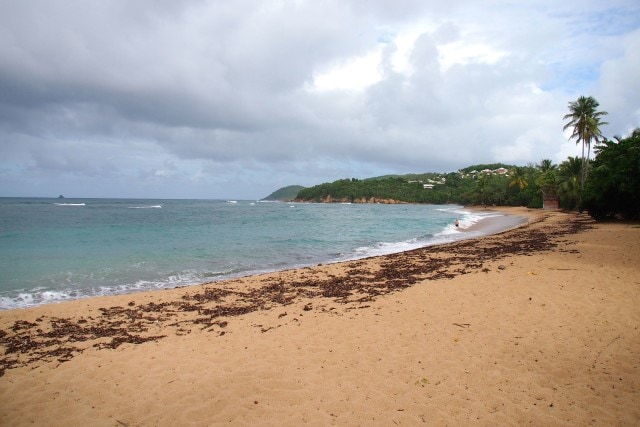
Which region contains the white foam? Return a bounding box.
[339,208,498,261]
[439,209,503,232]
[0,270,209,310]
[128,205,162,209]
[435,207,458,212]
[0,289,75,310]
[349,237,428,259]
[54,203,85,206]
[437,223,462,236]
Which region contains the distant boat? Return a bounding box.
[226,200,238,204]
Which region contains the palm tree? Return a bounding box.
[558,156,582,210]
[509,167,528,190]
[536,159,558,202]
[474,175,488,207]
[562,96,608,191]
[538,158,556,174]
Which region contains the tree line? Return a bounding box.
[296,96,639,219]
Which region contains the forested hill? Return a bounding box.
[296,175,469,204]
[262,185,306,201]
[294,164,529,206]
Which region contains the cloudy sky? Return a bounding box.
[1,0,639,199]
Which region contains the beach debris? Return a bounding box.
[415,377,430,387]
[453,323,471,328]
[498,265,507,270]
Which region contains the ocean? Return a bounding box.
[0,198,508,310]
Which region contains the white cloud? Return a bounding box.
[438,41,510,71]
[307,50,383,92]
[0,0,639,199]
[595,28,640,137]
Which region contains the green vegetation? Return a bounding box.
[582,129,640,219]
[295,165,546,207]
[262,185,306,201]
[563,96,608,192]
[291,96,639,220]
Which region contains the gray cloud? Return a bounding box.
[1,0,639,199]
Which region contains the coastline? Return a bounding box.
[0,207,536,318]
[460,205,533,234]
[1,208,639,425]
[0,203,530,311]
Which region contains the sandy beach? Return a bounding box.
[1,207,639,426]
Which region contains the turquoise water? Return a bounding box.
[0,198,498,309]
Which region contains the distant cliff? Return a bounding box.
[262,185,306,201]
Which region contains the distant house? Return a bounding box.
[471,168,509,176]
[423,184,435,189]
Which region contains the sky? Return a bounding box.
[1,0,639,200]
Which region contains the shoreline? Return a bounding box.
[0,205,532,312]
[1,208,639,425]
[0,208,536,317]
[460,205,533,234]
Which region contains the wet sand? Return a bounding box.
[462,207,529,234]
[1,207,639,425]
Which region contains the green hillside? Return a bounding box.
[262,185,306,201]
[294,164,541,207]
[262,125,640,219]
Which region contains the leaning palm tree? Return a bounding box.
[562,96,608,191]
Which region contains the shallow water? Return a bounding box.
[0,198,512,309]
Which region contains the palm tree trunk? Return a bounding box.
[584,138,592,184]
[580,138,586,191]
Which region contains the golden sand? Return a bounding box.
[1,207,639,426]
